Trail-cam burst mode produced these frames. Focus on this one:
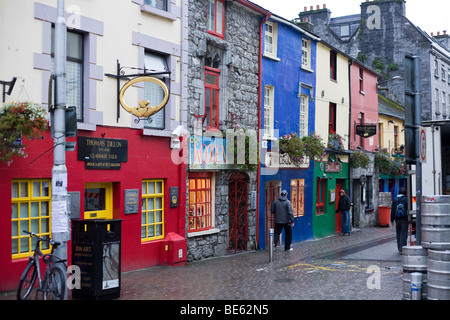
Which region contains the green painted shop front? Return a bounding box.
[313,155,350,239]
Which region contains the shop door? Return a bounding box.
[228,173,248,253]
[84,182,113,219]
[335,180,344,233]
[265,181,281,247]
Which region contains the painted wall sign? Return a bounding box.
[119,76,169,119]
[77,137,128,169]
[189,136,227,169]
[325,163,342,173]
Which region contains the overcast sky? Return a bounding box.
[250,0,449,36]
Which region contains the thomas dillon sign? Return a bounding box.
[78,137,128,169]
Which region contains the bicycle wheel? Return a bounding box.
[44,266,66,300]
[17,260,38,300]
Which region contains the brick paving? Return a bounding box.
[1,226,404,301]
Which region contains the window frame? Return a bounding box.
[188,173,213,233]
[264,85,275,138]
[316,178,326,215]
[264,21,278,59]
[301,39,310,70]
[204,66,221,129]
[207,0,225,39]
[291,179,305,218]
[329,102,337,134]
[436,88,440,114]
[300,94,309,138]
[141,179,165,242]
[11,179,52,259]
[143,0,167,11]
[330,50,337,81]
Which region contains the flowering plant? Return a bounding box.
[279,132,325,166]
[0,102,48,163]
[375,149,407,176]
[350,150,370,169]
[327,132,345,151]
[230,124,258,171]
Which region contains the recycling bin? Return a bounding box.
[71,219,122,300]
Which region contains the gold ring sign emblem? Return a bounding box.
[119,76,169,118]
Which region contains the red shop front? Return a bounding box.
[0,126,187,292]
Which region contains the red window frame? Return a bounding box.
[329,102,336,134]
[204,67,220,129]
[316,178,326,215]
[207,0,225,39]
[188,173,213,232]
[330,50,337,80]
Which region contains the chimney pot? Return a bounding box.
[438,31,441,36]
[431,32,434,36]
[316,5,320,10]
[444,30,447,35]
[304,6,307,12]
[323,4,326,9]
[310,6,313,10]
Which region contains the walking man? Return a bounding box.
[391,187,409,254]
[271,190,295,251]
[336,189,351,236]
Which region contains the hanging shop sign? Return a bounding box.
[355,124,377,138]
[325,163,342,173]
[119,76,169,120]
[77,137,128,169]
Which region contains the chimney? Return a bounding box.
[304,6,307,12]
[323,4,326,9]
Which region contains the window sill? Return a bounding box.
[301,66,314,73]
[263,53,280,62]
[187,228,220,238]
[140,3,176,21]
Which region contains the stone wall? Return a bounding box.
[186,0,261,261]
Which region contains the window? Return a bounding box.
[330,50,337,80]
[378,123,384,149]
[264,22,278,58]
[141,180,164,241]
[359,68,364,93]
[207,0,225,38]
[435,60,439,77]
[316,178,326,215]
[144,51,169,130]
[291,179,305,218]
[340,24,350,37]
[144,0,167,11]
[436,88,440,113]
[204,67,220,129]
[329,102,336,134]
[301,39,310,69]
[448,68,450,84]
[51,29,84,121]
[443,92,447,116]
[188,174,213,232]
[443,65,447,82]
[300,95,309,137]
[264,85,274,138]
[11,180,51,259]
[394,126,399,149]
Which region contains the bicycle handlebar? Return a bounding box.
[22,230,61,247]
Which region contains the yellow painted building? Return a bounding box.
[378,94,405,154]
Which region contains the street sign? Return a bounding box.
[419,127,426,163]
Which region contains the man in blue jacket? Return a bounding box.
[271,190,295,251]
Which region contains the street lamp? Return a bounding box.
[377,76,403,90]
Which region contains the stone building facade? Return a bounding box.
[186,0,268,261]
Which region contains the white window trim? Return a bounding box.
[301,39,311,71]
[264,22,278,60]
[300,94,309,138]
[264,85,275,139]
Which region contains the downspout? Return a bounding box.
[256,13,270,249]
[348,59,354,227]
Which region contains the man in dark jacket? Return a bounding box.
[336,189,351,236]
[391,187,409,254]
[271,190,295,251]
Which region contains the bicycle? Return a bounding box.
[17,230,67,300]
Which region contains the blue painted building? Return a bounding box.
[258,14,320,249]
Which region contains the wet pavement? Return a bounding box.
[1,226,404,302]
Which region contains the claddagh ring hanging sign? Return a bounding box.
[119,76,169,120]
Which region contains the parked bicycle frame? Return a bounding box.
[17,230,67,300]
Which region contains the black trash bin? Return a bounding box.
[71,219,122,300]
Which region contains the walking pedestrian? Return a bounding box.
[336,189,351,236]
[391,187,409,254]
[271,190,295,251]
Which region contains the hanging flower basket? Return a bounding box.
[0,101,48,163]
[350,150,371,169]
[279,132,325,166]
[327,132,345,151]
[375,149,407,176]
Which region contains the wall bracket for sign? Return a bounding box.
[105,59,171,123]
